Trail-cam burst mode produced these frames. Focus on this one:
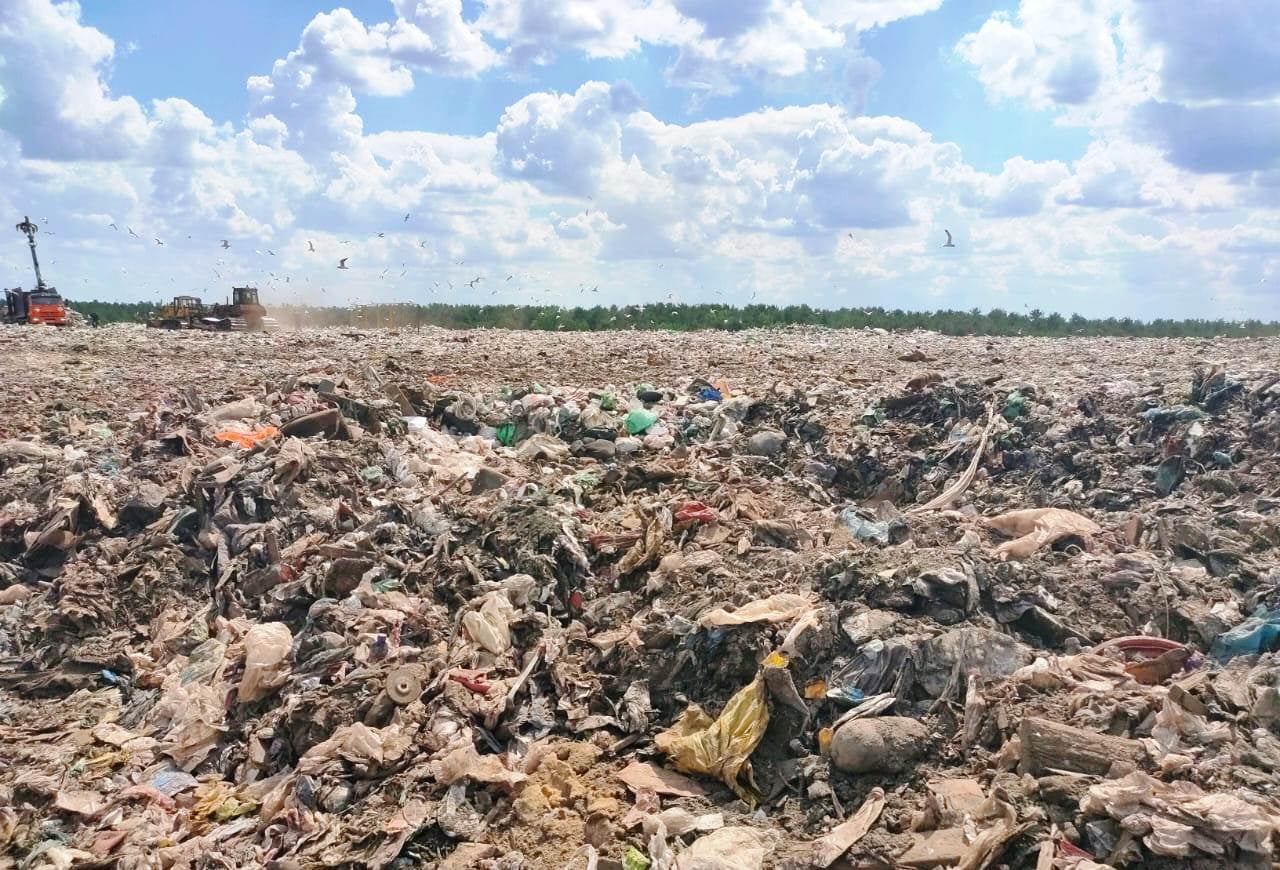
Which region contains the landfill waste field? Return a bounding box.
[7,322,1280,870]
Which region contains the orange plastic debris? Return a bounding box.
[214,426,280,449]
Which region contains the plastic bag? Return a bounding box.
[1210,608,1280,661]
[985,508,1101,561]
[627,408,659,435]
[238,622,293,703]
[655,674,769,804]
[213,425,279,449]
[461,593,517,654]
[698,593,814,628]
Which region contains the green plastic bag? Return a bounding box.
[496,423,516,447]
[626,408,659,435]
[600,392,617,411]
[623,847,650,870]
[1002,391,1029,422]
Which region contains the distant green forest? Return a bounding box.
[65,299,1280,338]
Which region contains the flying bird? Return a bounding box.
[467,276,482,288]
[376,232,385,239]
[220,239,230,249]
[943,229,956,248]
[154,238,164,246]
[127,227,139,238]
[403,213,411,222]
[267,249,275,256]
[338,258,349,270]
[307,240,315,252]
[109,223,118,231]
[506,274,514,281]
[419,240,429,248]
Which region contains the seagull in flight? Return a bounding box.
[220,239,230,249]
[403,213,411,222]
[467,276,482,288]
[109,222,118,231]
[154,238,165,246]
[943,229,956,248]
[376,232,385,239]
[127,227,139,238]
[338,258,349,270]
[506,274,514,281]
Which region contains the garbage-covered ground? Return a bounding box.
[5,323,1280,869]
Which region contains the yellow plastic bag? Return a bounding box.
[655,674,769,805]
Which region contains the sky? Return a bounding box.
[0,0,1276,319]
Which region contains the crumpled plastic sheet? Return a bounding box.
[1081,771,1279,857]
[461,591,517,654]
[985,507,1101,561]
[697,593,814,628]
[212,425,279,449]
[1011,653,1136,693]
[429,742,526,788]
[237,621,292,703]
[655,674,769,805]
[1147,696,1233,760]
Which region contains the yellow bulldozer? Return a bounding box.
[148,287,275,331]
[146,295,205,329]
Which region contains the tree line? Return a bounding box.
[65,299,1280,338]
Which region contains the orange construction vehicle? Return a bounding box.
[4,216,68,326]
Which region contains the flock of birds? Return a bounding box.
[6,216,1271,330]
[8,214,969,321]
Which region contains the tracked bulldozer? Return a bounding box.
[198,286,275,331]
[147,286,275,332]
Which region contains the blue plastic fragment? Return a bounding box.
[1211,608,1280,661]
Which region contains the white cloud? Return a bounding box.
[1052,139,1235,211]
[389,0,499,74]
[957,0,1280,175]
[477,0,928,95]
[665,0,841,91]
[1,0,1277,321]
[955,0,1126,113]
[1130,0,1280,103]
[806,0,943,30]
[958,156,1069,217]
[480,0,685,63]
[0,0,148,159]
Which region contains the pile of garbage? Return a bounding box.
[5,324,1280,869]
